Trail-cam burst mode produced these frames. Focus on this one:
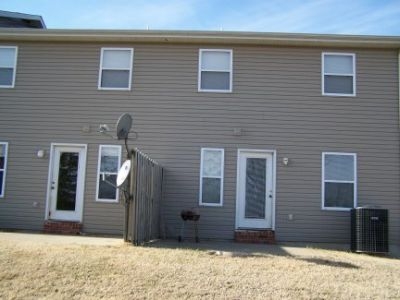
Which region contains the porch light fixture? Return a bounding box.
[37,149,46,158]
[283,157,289,165]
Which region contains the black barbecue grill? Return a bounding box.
[178,209,200,243]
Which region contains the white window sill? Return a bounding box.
[96,199,119,203]
[322,92,356,97]
[322,207,352,212]
[199,203,223,207]
[198,89,232,93]
[98,87,131,91]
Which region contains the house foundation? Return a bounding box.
[43,221,82,235]
[234,230,275,244]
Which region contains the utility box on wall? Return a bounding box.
[351,207,389,253]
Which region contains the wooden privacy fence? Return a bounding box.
[124,148,163,245]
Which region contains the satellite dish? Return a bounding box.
[117,160,131,187]
[116,113,132,140]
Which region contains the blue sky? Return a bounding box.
[2,0,400,35]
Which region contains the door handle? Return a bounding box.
[51,181,56,190]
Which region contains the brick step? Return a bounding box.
[43,221,82,235]
[234,229,275,244]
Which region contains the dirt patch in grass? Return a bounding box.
[0,237,399,299]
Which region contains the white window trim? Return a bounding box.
[198,49,233,93]
[199,148,224,207]
[98,47,133,91]
[0,142,8,198]
[96,145,122,203]
[321,52,356,97]
[321,152,357,211]
[0,46,18,88]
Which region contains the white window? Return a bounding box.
[198,49,232,92]
[322,53,356,96]
[322,152,357,210]
[199,148,224,206]
[0,142,8,197]
[98,48,133,90]
[96,145,122,202]
[0,46,17,88]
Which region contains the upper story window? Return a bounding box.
[0,46,17,88]
[96,145,122,202]
[198,49,232,92]
[322,152,357,211]
[199,148,224,206]
[0,142,8,197]
[98,48,133,90]
[322,53,356,96]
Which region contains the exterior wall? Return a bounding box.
[0,41,398,244]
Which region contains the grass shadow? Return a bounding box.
[146,239,291,258]
[298,257,360,269]
[146,239,363,269]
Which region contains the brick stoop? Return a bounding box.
[235,230,276,244]
[43,221,82,235]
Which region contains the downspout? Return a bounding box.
[398,50,400,128]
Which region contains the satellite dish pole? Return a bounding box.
[115,113,135,242]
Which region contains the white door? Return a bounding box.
[47,144,87,222]
[236,150,274,229]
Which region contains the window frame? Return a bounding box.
[0,142,8,198]
[199,147,224,207]
[98,47,134,91]
[0,46,18,88]
[96,145,122,203]
[198,49,233,93]
[321,52,356,97]
[321,152,357,211]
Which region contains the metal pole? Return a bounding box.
[130,149,136,245]
[123,147,131,242]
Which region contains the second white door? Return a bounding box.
[237,150,274,229]
[48,144,87,222]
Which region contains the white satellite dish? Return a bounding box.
[117,159,131,187]
[116,113,132,140]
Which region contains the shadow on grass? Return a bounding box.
[146,239,290,257]
[298,257,359,269]
[145,239,360,269]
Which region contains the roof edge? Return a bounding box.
[0,29,399,48]
[0,11,46,29]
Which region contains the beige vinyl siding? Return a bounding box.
[0,41,398,244]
